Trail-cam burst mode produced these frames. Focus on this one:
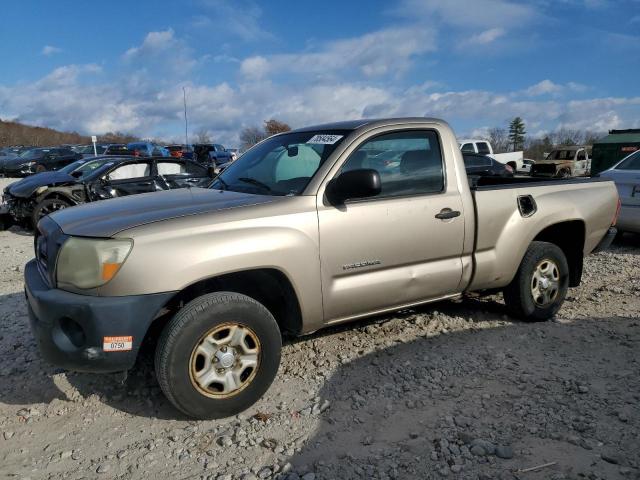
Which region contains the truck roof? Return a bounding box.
[289,117,448,133]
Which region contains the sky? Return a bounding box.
[0,0,639,146]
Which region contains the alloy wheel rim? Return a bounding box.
[189,323,260,398]
[39,202,67,218]
[531,259,560,307]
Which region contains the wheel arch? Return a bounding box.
[153,268,304,338]
[532,220,585,287]
[37,190,80,205]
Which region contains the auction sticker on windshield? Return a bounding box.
[307,134,343,144]
[103,336,133,352]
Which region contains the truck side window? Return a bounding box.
[577,150,586,161]
[477,142,491,155]
[461,143,475,153]
[340,130,444,198]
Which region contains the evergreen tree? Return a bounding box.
[508,117,526,151]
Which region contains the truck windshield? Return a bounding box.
[211,131,348,196]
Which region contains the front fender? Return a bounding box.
[98,197,325,330]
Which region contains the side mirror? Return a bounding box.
[70,171,83,178]
[326,168,381,204]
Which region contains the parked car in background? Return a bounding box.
[0,147,82,177]
[193,143,233,166]
[24,117,618,419]
[458,139,525,173]
[127,142,170,157]
[598,150,640,234]
[77,144,108,158]
[166,144,195,159]
[463,153,514,183]
[531,146,591,178]
[2,156,215,228]
[104,144,134,156]
[521,159,535,175]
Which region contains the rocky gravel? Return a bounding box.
[0,177,639,479]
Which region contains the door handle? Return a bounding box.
[435,208,461,220]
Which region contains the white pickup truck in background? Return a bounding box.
[459,139,530,174]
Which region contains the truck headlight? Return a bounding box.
[56,237,133,289]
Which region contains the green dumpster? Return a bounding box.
[592,129,640,174]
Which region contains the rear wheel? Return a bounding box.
[558,169,571,178]
[155,292,282,419]
[31,197,71,229]
[503,241,569,321]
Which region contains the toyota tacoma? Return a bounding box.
[24,118,619,419]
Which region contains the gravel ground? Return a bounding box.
[0,176,639,480]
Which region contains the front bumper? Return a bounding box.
[24,259,175,373]
[592,227,617,253]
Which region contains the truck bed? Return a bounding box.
[467,175,618,292]
[470,175,609,190]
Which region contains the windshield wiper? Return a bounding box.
[238,177,272,192]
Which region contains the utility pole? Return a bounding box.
[183,86,189,145]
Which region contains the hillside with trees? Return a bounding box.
[0,118,138,147]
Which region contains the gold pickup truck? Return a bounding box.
[24,118,619,419]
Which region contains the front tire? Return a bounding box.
[503,241,569,321]
[155,292,282,419]
[31,197,71,229]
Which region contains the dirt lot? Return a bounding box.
[0,177,639,480]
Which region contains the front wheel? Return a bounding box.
[503,241,569,321]
[155,292,282,419]
[31,197,71,229]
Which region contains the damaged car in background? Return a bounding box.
[2,156,215,229]
[531,146,592,178]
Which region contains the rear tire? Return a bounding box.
[155,292,282,419]
[31,197,71,229]
[503,241,569,321]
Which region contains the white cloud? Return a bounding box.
[395,0,536,28]
[196,0,273,42]
[524,79,587,97]
[3,60,639,147]
[240,26,436,80]
[463,27,506,46]
[123,29,177,59]
[240,56,270,78]
[41,45,62,56]
[123,28,198,73]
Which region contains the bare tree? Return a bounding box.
[195,127,212,143]
[487,127,509,153]
[239,126,266,151]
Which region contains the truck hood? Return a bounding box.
[49,187,278,237]
[7,171,77,198]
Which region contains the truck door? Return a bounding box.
[317,129,465,322]
[575,149,587,176]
